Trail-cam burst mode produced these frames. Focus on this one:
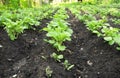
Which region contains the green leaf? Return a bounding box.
[43,27,47,31]
[51,53,57,58]
[58,45,66,51]
[67,65,74,70]
[48,40,55,44]
[114,35,120,44]
[51,53,63,62]
[104,37,112,41]
[67,29,73,34]
[93,30,101,37]
[116,47,120,50]
[57,55,63,59]
[46,31,57,37]
[109,40,115,45]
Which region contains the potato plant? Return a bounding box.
[0,6,55,40]
[43,8,73,51]
[69,4,120,50]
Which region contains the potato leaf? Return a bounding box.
[104,37,112,41]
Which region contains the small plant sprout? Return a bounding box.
[45,66,53,78]
[51,52,63,62]
[63,60,74,71]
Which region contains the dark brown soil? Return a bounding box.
[0,10,120,78]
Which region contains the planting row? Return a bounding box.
[43,8,74,74]
[68,4,120,50]
[0,6,55,40]
[43,8,73,51]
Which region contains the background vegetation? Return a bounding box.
[0,0,120,9]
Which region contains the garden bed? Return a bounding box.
[0,9,120,78]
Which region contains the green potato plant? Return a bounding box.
[51,52,63,62]
[45,66,53,78]
[43,8,73,51]
[0,6,55,40]
[111,18,120,25]
[63,60,74,71]
[3,19,25,40]
[101,26,120,50]
[102,26,119,45]
[69,4,120,51]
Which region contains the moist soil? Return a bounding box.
[0,10,120,78]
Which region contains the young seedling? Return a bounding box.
[63,60,74,71]
[51,52,63,62]
[45,66,53,78]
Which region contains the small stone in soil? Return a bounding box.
[76,69,81,73]
[67,49,72,54]
[73,35,77,38]
[80,48,83,51]
[97,72,100,74]
[100,52,103,54]
[84,75,88,78]
[79,76,81,78]
[12,74,17,77]
[7,59,12,61]
[87,60,93,66]
[0,44,3,48]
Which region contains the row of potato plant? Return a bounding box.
[69,4,120,50]
[43,8,73,51]
[43,8,74,71]
[0,6,54,40]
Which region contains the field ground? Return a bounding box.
[0,7,120,78]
